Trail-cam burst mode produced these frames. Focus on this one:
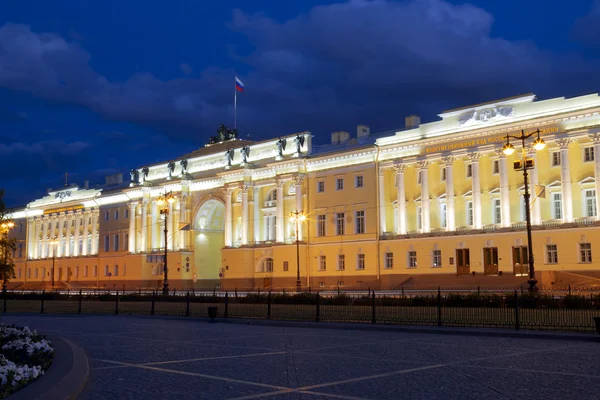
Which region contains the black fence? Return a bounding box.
[2,289,600,333]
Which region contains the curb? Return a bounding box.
[10,335,90,400]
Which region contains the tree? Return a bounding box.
[0,189,16,291]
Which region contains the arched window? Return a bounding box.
[257,257,274,272]
[264,190,277,207]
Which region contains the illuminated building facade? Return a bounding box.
[6,93,600,290]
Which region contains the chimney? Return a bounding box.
[405,115,421,129]
[84,180,89,189]
[357,125,370,139]
[331,131,350,144]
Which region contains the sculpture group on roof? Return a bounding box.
[208,124,239,144]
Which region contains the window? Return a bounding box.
[34,268,38,278]
[546,244,558,264]
[75,266,79,278]
[265,215,276,241]
[124,208,129,219]
[466,164,472,178]
[104,235,109,252]
[104,211,109,221]
[104,265,109,276]
[338,255,346,270]
[17,268,21,279]
[585,189,597,217]
[493,160,499,174]
[432,250,442,267]
[584,147,595,162]
[355,175,364,188]
[317,181,325,193]
[319,255,327,271]
[84,266,89,277]
[466,201,474,226]
[440,203,447,228]
[552,193,562,220]
[124,234,129,251]
[356,254,365,270]
[384,252,393,269]
[336,178,344,190]
[441,168,446,182]
[408,251,417,268]
[317,214,326,237]
[552,152,561,166]
[114,209,119,220]
[27,268,31,278]
[283,261,289,272]
[114,265,119,276]
[123,264,127,276]
[355,210,365,234]
[114,235,119,252]
[493,199,501,224]
[265,258,273,272]
[94,265,98,277]
[580,243,592,263]
[336,212,345,235]
[417,206,422,231]
[417,170,422,184]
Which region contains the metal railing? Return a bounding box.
[2,289,599,333]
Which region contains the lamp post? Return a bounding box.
[1,220,14,292]
[49,237,59,289]
[289,210,306,292]
[157,191,176,296]
[501,129,546,292]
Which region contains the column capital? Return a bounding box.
[467,152,483,161]
[416,160,429,170]
[293,175,305,185]
[378,166,386,176]
[276,178,285,188]
[222,186,235,196]
[441,156,455,166]
[394,163,407,174]
[556,138,571,149]
[493,148,505,158]
[239,184,251,194]
[589,133,600,144]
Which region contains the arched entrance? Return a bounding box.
[193,199,225,285]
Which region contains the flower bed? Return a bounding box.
[0,325,54,398]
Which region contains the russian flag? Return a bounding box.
[235,77,244,92]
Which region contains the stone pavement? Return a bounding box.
[2,315,599,399]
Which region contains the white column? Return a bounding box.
[141,201,148,252]
[276,179,284,243]
[55,214,63,257]
[224,188,233,247]
[91,209,99,255]
[469,153,482,229]
[82,211,89,256]
[64,214,71,257]
[241,185,249,245]
[527,147,542,225]
[294,176,304,241]
[41,217,48,258]
[378,167,387,234]
[33,218,41,259]
[151,200,158,250]
[179,195,187,250]
[128,203,136,253]
[73,211,81,256]
[442,156,455,231]
[395,164,407,235]
[557,138,573,222]
[27,219,34,259]
[169,202,176,251]
[591,133,600,220]
[253,187,261,243]
[497,151,511,227]
[418,160,430,233]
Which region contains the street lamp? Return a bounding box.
[49,237,59,288]
[289,210,306,292]
[501,129,545,292]
[157,191,176,296]
[1,220,14,292]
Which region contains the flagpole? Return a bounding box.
[234,80,237,130]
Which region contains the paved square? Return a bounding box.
[2,315,599,399]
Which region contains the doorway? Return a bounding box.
[483,247,499,275]
[58,267,63,282]
[512,246,529,276]
[456,248,470,275]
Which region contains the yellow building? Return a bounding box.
[6,93,600,291]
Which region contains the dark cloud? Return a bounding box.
[572,0,600,49]
[180,63,192,76]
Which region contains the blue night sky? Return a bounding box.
[1,0,599,206]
